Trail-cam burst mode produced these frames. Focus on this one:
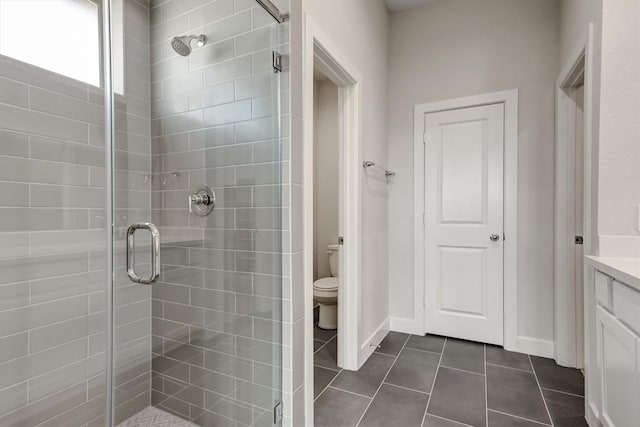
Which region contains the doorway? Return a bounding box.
[311,67,341,365]
[555,25,594,369]
[302,15,363,425]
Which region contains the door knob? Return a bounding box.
[490,234,500,242]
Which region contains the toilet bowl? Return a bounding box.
[313,244,339,330]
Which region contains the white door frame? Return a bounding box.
[414,89,519,351]
[554,24,594,368]
[302,12,362,425]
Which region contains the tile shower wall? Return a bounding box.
[0,0,152,425]
[148,0,283,425]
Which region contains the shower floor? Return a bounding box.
[118,407,198,427]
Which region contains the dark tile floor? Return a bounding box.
[314,330,587,427]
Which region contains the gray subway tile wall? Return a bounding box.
[0,57,108,424]
[149,0,283,425]
[0,0,287,425]
[0,0,152,425]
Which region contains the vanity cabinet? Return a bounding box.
[588,263,640,427]
[595,306,640,427]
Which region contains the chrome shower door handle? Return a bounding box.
[126,223,160,285]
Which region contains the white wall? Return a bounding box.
[597,0,640,252]
[387,0,560,346]
[303,0,391,351]
[313,80,340,280]
[560,0,602,63]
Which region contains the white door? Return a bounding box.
[574,85,585,367]
[423,104,504,345]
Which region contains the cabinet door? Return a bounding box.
[596,306,640,427]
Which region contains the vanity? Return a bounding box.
[585,256,640,427]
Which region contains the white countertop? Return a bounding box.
[586,256,640,291]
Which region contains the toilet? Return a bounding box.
[313,244,340,330]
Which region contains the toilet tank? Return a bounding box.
[327,244,339,277]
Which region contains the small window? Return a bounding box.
[0,0,101,87]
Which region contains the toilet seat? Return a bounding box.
[313,277,338,300]
[313,277,338,291]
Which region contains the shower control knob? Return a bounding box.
[489,234,500,242]
[190,194,211,206]
[188,185,215,216]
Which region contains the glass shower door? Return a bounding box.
[111,1,284,426]
[0,1,109,426]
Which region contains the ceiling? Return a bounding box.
[384,0,437,12]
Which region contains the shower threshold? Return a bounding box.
[118,407,198,427]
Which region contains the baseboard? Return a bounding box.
[359,317,390,368]
[514,336,555,358]
[599,234,640,257]
[586,402,599,427]
[389,317,419,335]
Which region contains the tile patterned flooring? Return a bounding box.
[314,329,587,427]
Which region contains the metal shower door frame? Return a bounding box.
[255,0,287,23]
[101,0,115,425]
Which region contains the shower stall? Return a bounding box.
[0,0,285,425]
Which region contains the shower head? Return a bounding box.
[171,34,207,57]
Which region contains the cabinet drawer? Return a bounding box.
[613,281,640,336]
[595,271,612,310]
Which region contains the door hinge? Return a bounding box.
[274,401,283,423]
[423,133,427,144]
[575,236,584,245]
[338,236,344,245]
[272,51,282,73]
